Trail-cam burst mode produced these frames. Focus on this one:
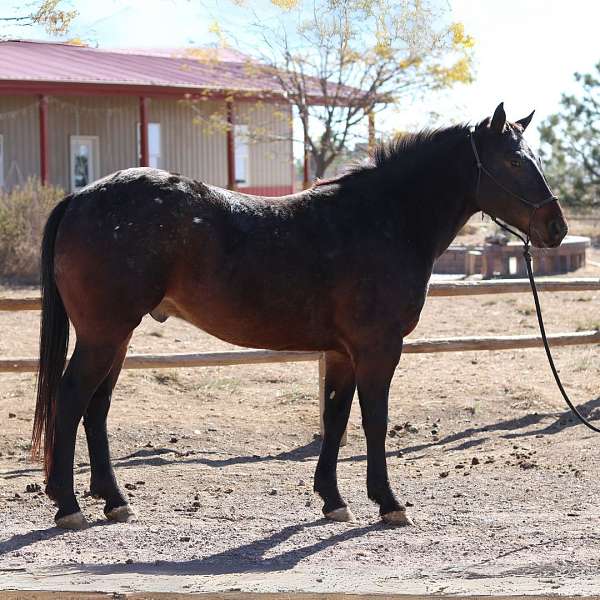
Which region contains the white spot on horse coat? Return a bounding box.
[154,197,163,204]
[193,217,203,224]
[329,391,336,399]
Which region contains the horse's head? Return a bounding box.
[471,102,568,248]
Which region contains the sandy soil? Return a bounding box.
[1,251,600,596]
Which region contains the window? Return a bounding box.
[234,124,249,186]
[137,122,161,168]
[70,136,99,191]
[0,135,4,189]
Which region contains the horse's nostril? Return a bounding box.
[550,219,567,240]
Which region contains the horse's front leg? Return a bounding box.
[314,351,356,522]
[356,342,412,526]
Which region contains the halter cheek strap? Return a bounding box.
[469,128,558,245]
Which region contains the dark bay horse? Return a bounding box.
[33,103,567,529]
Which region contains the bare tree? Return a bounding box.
[246,0,475,179]
[1,0,77,36]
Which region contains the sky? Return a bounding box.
[2,0,599,149]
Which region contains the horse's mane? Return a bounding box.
[314,119,492,189]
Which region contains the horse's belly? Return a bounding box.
[153,294,332,352]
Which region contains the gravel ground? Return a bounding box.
[1,253,600,596]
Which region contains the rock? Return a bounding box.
[25,483,41,493]
[8,412,16,418]
[471,457,480,466]
[388,429,397,438]
[269,489,277,495]
[455,464,464,469]
[405,500,414,507]
[439,471,449,478]
[170,436,178,443]
[519,460,536,470]
[125,558,133,564]
[124,483,137,490]
[179,536,191,542]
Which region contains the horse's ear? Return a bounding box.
[517,109,535,131]
[490,102,506,133]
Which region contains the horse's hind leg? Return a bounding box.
[84,336,134,522]
[46,337,131,529]
[314,351,356,522]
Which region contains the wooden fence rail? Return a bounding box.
[1,277,599,312]
[2,279,599,443]
[2,330,599,374]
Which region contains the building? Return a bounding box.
[0,40,304,195]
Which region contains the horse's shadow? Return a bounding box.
[3,396,598,481]
[0,527,67,556]
[57,518,380,577]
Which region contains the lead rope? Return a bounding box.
[491,218,600,433]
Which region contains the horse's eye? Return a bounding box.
[510,159,521,168]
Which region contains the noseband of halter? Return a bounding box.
[468,127,558,245]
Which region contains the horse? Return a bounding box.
[32,103,567,529]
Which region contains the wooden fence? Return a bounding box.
[2,277,599,442]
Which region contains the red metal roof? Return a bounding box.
[0,40,363,103]
[0,40,286,95]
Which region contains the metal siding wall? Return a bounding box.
[149,98,227,187]
[0,95,292,193]
[235,101,292,188]
[0,96,40,189]
[48,96,138,191]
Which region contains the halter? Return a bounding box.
[469,128,600,434]
[468,127,558,245]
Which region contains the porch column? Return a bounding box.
[226,98,236,190]
[139,96,149,167]
[302,111,310,189]
[368,110,375,152]
[38,95,48,185]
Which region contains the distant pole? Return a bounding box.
[226,98,236,191]
[302,111,310,189]
[139,97,149,167]
[368,111,375,152]
[38,95,48,185]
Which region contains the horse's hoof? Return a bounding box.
[55,511,89,530]
[106,504,137,523]
[325,506,356,522]
[381,510,413,526]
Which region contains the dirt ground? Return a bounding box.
[1,247,600,596]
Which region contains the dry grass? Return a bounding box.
[0,179,64,283]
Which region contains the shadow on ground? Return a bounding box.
[3,397,598,481]
[50,518,380,577]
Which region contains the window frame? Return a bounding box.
[70,135,100,192]
[137,122,162,169]
[234,124,250,187]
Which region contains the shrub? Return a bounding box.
[0,179,65,283]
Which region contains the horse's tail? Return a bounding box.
[32,195,72,477]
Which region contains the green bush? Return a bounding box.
[0,179,65,283]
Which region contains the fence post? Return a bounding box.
[318,352,347,447]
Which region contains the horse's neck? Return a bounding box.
[421,189,477,260]
[403,149,477,261]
